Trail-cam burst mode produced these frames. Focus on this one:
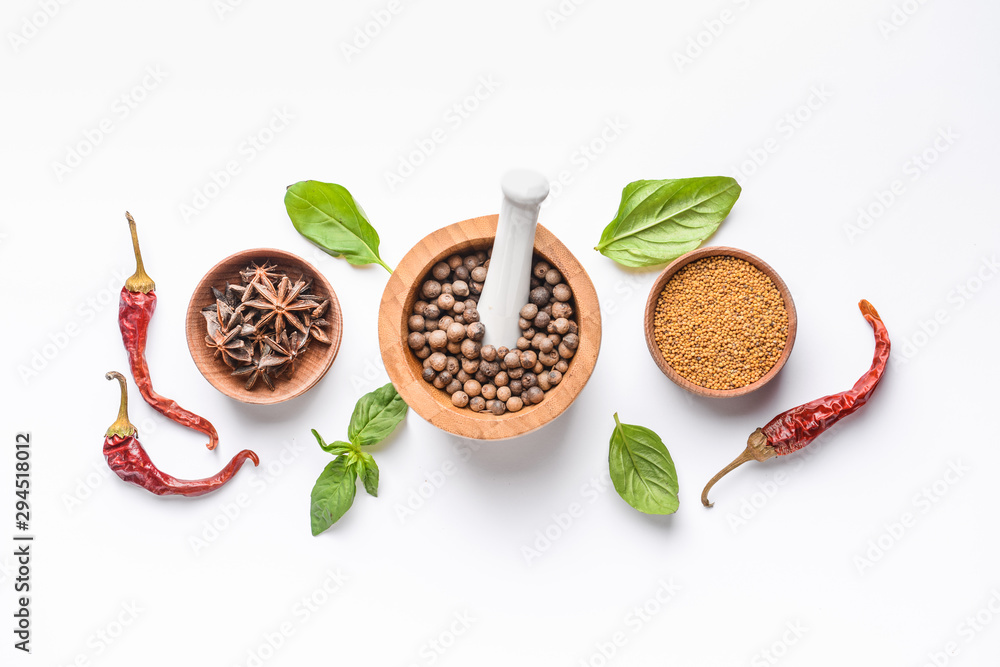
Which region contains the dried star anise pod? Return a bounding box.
[244,276,319,337]
[240,323,272,357]
[265,330,310,379]
[311,299,330,319]
[205,322,252,369]
[231,345,286,391]
[204,299,252,336]
[210,282,246,310]
[306,316,332,344]
[241,261,282,294]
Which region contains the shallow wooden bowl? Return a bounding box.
[379,215,602,440]
[643,246,796,398]
[185,248,343,405]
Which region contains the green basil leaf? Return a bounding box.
[310,457,358,536]
[285,180,392,272]
[358,453,379,498]
[348,383,408,448]
[609,413,679,515]
[595,177,741,267]
[311,429,355,456]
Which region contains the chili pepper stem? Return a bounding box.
[125,212,155,294]
[105,371,137,438]
[701,428,777,508]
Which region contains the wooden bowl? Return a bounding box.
[643,246,796,398]
[185,248,343,405]
[379,215,601,440]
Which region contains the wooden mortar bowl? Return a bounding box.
[185,248,343,405]
[379,215,602,440]
[643,246,796,398]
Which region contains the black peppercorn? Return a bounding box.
[466,321,485,341]
[422,280,442,299]
[529,286,550,306]
[407,332,426,350]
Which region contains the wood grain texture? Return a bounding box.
[379,215,602,440]
[185,248,343,405]
[643,246,797,399]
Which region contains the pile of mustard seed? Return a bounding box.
[653,256,788,390]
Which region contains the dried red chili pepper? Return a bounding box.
[120,212,220,450]
[701,300,891,507]
[104,372,258,496]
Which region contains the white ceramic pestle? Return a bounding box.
[478,170,550,348]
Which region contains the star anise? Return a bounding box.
[203,299,251,336]
[265,331,309,378]
[240,261,282,297]
[210,282,246,310]
[311,299,330,319]
[240,323,272,357]
[243,276,319,337]
[305,315,332,344]
[230,346,286,391]
[204,324,252,370]
[202,299,253,368]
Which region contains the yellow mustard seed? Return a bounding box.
[653,256,788,390]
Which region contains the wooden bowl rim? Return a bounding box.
[185,247,343,405]
[378,214,602,440]
[643,245,797,399]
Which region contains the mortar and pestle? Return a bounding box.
[378,170,602,439]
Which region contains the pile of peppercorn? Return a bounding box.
[406,250,580,415]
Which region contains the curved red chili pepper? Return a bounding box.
[104,372,258,497]
[701,300,890,507]
[120,212,220,450]
[762,300,890,456]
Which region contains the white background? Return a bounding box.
[3,0,999,665]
